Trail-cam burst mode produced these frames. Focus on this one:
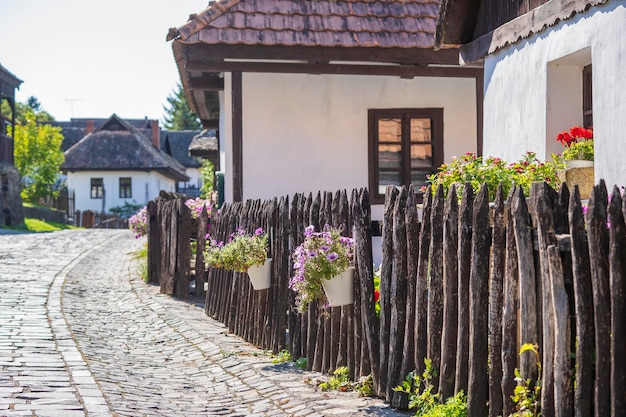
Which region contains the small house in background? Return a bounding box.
[0,63,24,227]
[167,0,483,220]
[436,0,626,187]
[60,114,189,214]
[161,130,206,197]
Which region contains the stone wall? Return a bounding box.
[22,206,67,225]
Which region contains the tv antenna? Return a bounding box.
[64,98,85,117]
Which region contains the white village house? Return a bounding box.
[436,0,626,187]
[60,115,189,213]
[167,0,483,221]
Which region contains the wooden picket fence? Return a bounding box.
[147,181,626,416]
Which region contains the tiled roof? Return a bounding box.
[61,115,188,181]
[162,131,203,168]
[170,0,441,49]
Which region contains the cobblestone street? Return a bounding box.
[0,229,408,417]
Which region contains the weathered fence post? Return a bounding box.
[415,187,432,380]
[147,200,159,284]
[467,184,490,416]
[586,181,610,417]
[488,185,505,417]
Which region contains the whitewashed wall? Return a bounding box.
[67,170,176,213]
[221,72,478,220]
[178,167,202,190]
[483,1,626,187]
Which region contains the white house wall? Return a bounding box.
[222,72,477,220]
[67,170,176,213]
[483,1,626,187]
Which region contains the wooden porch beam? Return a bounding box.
[189,77,224,91]
[187,60,483,79]
[231,72,243,203]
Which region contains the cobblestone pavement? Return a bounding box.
[1,229,410,417]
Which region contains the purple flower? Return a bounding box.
[255,227,264,235]
[320,245,330,252]
[326,252,339,261]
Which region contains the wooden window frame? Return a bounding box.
[119,177,132,199]
[368,108,444,204]
[583,64,593,128]
[90,178,103,199]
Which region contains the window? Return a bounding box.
[368,108,443,203]
[90,178,103,199]
[119,177,132,198]
[582,64,593,128]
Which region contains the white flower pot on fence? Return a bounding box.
[322,267,354,307]
[247,259,272,290]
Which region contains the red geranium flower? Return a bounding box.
[374,289,380,302]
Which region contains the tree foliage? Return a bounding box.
[200,159,215,198]
[1,95,54,124]
[162,83,201,130]
[14,109,65,202]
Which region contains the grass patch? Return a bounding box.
[1,218,80,233]
[130,242,148,281]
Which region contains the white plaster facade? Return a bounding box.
[67,170,176,213]
[482,1,626,187]
[219,72,478,220]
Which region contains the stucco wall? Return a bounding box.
[483,1,626,187]
[222,72,478,219]
[67,171,176,213]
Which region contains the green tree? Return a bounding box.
[14,109,64,202]
[162,82,201,130]
[200,159,215,198]
[0,96,54,124]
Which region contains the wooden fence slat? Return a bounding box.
[467,184,490,417]
[379,186,398,396]
[415,187,432,380]
[568,186,594,417]
[586,181,611,417]
[440,185,459,400]
[501,187,519,416]
[454,183,473,394]
[400,185,419,382]
[511,186,539,383]
[548,245,573,417]
[427,185,445,393]
[488,185,505,417]
[175,199,191,300]
[388,186,408,404]
[147,201,160,284]
[353,188,379,392]
[531,182,558,417]
[609,187,626,415]
[195,206,209,298]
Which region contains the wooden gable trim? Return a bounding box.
[459,0,609,64]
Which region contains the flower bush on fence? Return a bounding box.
[423,152,564,201]
[557,125,594,161]
[203,227,268,272]
[290,225,354,312]
[128,206,148,238]
[185,197,214,220]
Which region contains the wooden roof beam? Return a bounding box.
[188,77,224,90]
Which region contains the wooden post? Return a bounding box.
[147,201,160,285]
[467,184,490,416]
[439,185,459,400]
[389,186,408,404]
[501,188,519,417]
[175,199,191,300]
[609,186,626,415]
[511,186,538,383]
[415,187,433,379]
[378,186,398,396]
[455,184,473,394]
[488,185,505,417]
[586,181,610,417]
[568,186,594,417]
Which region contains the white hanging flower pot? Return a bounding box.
[247,258,272,290]
[322,267,354,307]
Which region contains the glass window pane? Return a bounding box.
[411,144,433,168]
[410,118,432,142]
[411,170,432,189]
[378,118,402,142]
[379,144,402,168]
[378,171,401,195]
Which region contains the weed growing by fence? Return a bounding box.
[510,344,541,417]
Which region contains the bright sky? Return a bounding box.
[0,0,209,122]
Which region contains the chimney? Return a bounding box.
[86,120,94,134]
[151,120,160,149]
